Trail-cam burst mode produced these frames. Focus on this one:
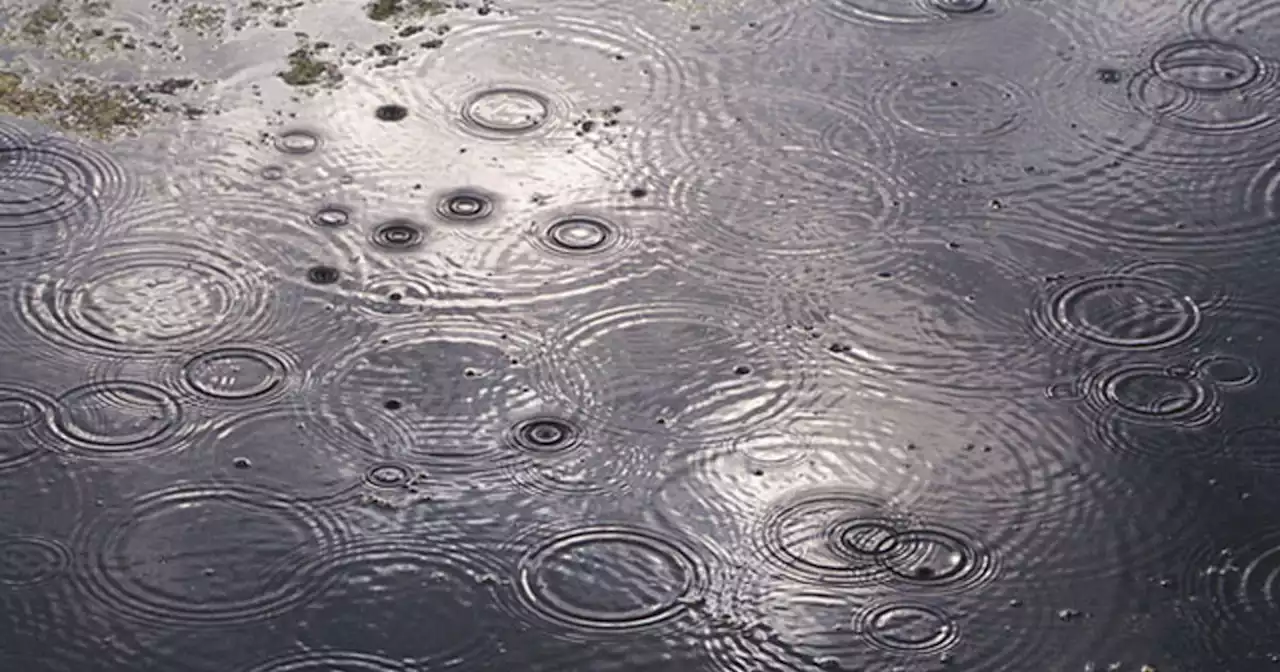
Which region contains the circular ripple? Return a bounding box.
[539,301,809,441]
[460,88,553,137]
[1182,526,1280,652]
[72,483,344,628]
[1195,354,1261,390]
[1221,425,1280,470]
[538,216,620,255]
[436,189,495,223]
[370,219,426,251]
[1152,39,1260,92]
[877,525,999,592]
[311,318,539,472]
[507,416,583,456]
[196,405,378,501]
[274,129,322,155]
[0,383,55,472]
[349,270,438,319]
[1083,361,1221,428]
[296,535,509,664]
[855,602,960,654]
[363,462,417,490]
[180,345,290,402]
[17,232,285,356]
[1030,272,1203,351]
[245,651,408,672]
[311,205,351,228]
[0,534,71,586]
[819,0,1001,26]
[1188,0,1280,57]
[1128,43,1277,136]
[755,487,917,586]
[515,525,708,632]
[874,70,1029,140]
[51,380,185,458]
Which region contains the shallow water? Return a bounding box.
[1,0,1279,669]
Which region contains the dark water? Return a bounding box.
[2,0,1280,669]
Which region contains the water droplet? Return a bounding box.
[371,220,425,250]
[460,87,552,136]
[274,129,321,155]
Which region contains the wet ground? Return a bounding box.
[1,0,1279,669]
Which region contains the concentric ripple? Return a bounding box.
[0,131,134,266]
[435,189,496,223]
[877,524,1000,593]
[501,411,648,498]
[514,525,709,633]
[72,483,346,628]
[0,534,71,586]
[50,380,187,459]
[538,300,810,440]
[294,535,509,665]
[195,405,380,501]
[173,344,295,406]
[244,650,409,672]
[415,15,690,146]
[311,318,540,472]
[854,602,960,654]
[273,129,323,156]
[818,0,1002,26]
[1195,353,1261,390]
[0,383,55,472]
[1084,362,1221,428]
[755,487,917,586]
[1181,526,1280,653]
[873,70,1030,140]
[1221,425,1280,471]
[370,219,426,251]
[507,416,584,456]
[1029,268,1204,352]
[16,231,287,357]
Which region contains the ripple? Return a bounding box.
[877,524,1000,593]
[311,317,540,473]
[780,217,1090,398]
[347,269,438,319]
[0,534,71,587]
[873,69,1030,141]
[1026,0,1185,53]
[0,383,56,472]
[295,534,510,665]
[15,230,289,357]
[369,218,427,251]
[854,601,960,654]
[1082,360,1222,430]
[1181,525,1280,654]
[1188,0,1280,55]
[537,300,811,441]
[538,216,621,255]
[514,524,709,633]
[1195,354,1262,390]
[175,344,295,405]
[1028,267,1204,353]
[362,462,420,490]
[72,483,346,628]
[244,651,409,672]
[1221,424,1280,471]
[434,188,497,224]
[195,405,378,502]
[412,15,690,148]
[50,380,188,459]
[501,410,648,498]
[0,131,135,266]
[311,205,352,229]
[817,0,1003,27]
[273,128,323,156]
[507,416,584,455]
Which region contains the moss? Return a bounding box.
[0,70,156,140]
[366,0,449,22]
[279,37,343,88]
[176,4,227,35]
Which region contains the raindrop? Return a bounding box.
[541,216,617,254]
[436,190,495,222]
[273,129,322,155]
[856,602,959,653]
[370,219,425,250]
[507,416,583,455]
[374,104,409,122]
[311,206,351,228]
[51,380,184,458]
[307,265,341,284]
[181,346,288,402]
[460,87,552,137]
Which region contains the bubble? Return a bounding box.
[855,602,959,653]
[0,534,71,586]
[436,189,495,222]
[1194,354,1261,390]
[460,87,553,137]
[756,487,915,586]
[17,233,286,356]
[875,70,1029,140]
[307,265,341,284]
[374,104,409,122]
[507,416,583,455]
[311,206,351,228]
[1084,362,1221,428]
[363,462,415,489]
[540,216,618,254]
[370,219,425,250]
[1031,273,1202,351]
[51,380,185,459]
[515,525,707,632]
[1151,39,1260,93]
[273,129,322,155]
[0,383,53,472]
[1221,425,1280,470]
[877,525,999,591]
[181,346,289,402]
[71,483,344,628]
[244,651,406,672]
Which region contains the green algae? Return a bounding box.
[366,0,449,23]
[0,70,156,140]
[279,36,343,89]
